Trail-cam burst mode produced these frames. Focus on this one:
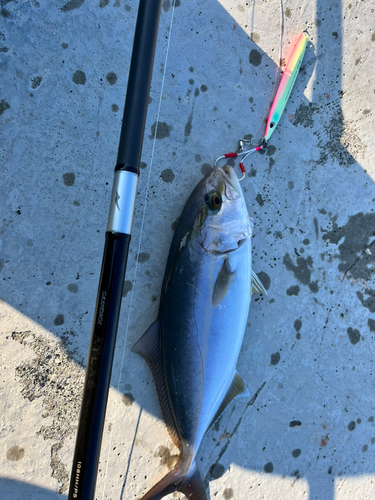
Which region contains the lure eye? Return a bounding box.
[205,192,222,213]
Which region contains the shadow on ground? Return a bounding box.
[1,0,374,499]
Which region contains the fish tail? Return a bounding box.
[138,459,207,500]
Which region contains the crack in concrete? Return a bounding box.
[203,381,266,485]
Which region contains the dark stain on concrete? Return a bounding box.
[266,145,276,156]
[268,157,275,173]
[348,420,356,431]
[288,181,294,190]
[61,0,85,12]
[189,78,194,85]
[223,488,234,499]
[283,253,318,293]
[122,280,133,297]
[332,31,338,39]
[185,113,193,138]
[171,217,179,232]
[99,0,109,7]
[200,84,208,92]
[0,98,10,115]
[54,314,65,326]
[255,193,264,206]
[194,87,200,97]
[201,163,212,176]
[289,420,302,427]
[347,327,361,345]
[257,271,270,291]
[264,462,274,473]
[1,8,10,17]
[320,109,357,167]
[30,76,42,89]
[62,43,68,49]
[155,445,179,470]
[140,162,147,170]
[72,70,86,85]
[303,238,310,245]
[6,446,25,461]
[0,258,5,271]
[162,0,170,12]
[12,330,83,492]
[137,252,150,263]
[67,284,78,293]
[322,213,375,280]
[121,392,135,407]
[248,168,257,178]
[357,289,375,313]
[286,285,300,296]
[63,172,76,186]
[249,49,262,67]
[111,103,119,112]
[294,319,302,332]
[150,121,172,140]
[368,318,375,332]
[292,448,301,458]
[209,462,225,480]
[189,66,194,73]
[160,169,175,183]
[106,71,118,85]
[285,7,292,17]
[293,102,319,128]
[270,352,280,366]
[313,217,319,239]
[125,4,131,12]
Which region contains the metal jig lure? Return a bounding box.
[216,32,308,180]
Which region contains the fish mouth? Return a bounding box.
[217,165,240,195]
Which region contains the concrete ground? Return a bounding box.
[1,0,375,499]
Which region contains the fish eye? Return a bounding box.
[205,192,222,213]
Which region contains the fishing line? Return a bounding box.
[100,4,176,499]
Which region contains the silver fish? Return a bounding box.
[132,165,265,500]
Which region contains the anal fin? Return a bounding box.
[207,372,249,432]
[251,270,268,295]
[132,320,180,448]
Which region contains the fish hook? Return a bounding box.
[214,139,267,181]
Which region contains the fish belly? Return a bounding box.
[160,239,252,453]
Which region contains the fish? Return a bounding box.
[132,164,266,500]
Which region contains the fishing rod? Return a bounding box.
[68,1,163,499]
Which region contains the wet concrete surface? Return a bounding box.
[1,0,375,499]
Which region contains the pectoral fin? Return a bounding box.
[251,270,268,295]
[132,320,180,448]
[212,258,235,307]
[207,372,249,431]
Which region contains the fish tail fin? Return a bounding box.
[138,459,207,500]
[180,461,208,500]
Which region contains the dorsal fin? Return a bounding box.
[251,270,268,295]
[132,321,181,448]
[206,372,249,432]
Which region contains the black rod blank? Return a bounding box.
[68,1,163,499]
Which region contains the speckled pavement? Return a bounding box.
[1,1,375,499]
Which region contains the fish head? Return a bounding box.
[190,165,252,255]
